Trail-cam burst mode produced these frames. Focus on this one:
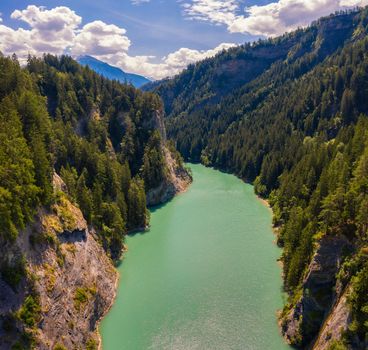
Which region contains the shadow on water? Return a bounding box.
[114,258,125,268]
[127,228,149,238]
[149,200,171,214]
[127,199,174,238]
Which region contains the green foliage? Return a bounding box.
[326,340,348,350]
[0,97,39,241]
[0,53,184,261]
[152,7,368,346]
[53,344,67,350]
[27,54,165,258]
[17,295,41,328]
[76,170,93,223]
[11,343,25,350]
[73,287,95,311]
[142,131,167,190]
[127,177,148,229]
[1,256,26,290]
[100,202,126,260]
[348,261,368,341]
[86,338,98,350]
[17,91,53,203]
[74,287,88,310]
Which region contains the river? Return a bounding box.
[100,164,291,350]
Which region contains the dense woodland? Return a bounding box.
[0,54,171,261]
[151,8,368,349]
[0,53,190,349]
[3,6,368,350]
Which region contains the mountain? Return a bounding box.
[150,8,368,349]
[0,54,190,349]
[77,55,151,88]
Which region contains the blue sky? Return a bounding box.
[0,0,366,79]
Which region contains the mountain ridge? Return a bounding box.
[151,7,368,349]
[0,54,189,349]
[77,55,151,88]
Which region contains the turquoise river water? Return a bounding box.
[100,164,291,350]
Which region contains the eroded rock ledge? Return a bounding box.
[281,234,353,348]
[146,146,192,207]
[146,109,192,207]
[0,174,117,349]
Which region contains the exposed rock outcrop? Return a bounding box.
[146,146,192,206]
[0,106,190,347]
[282,234,353,347]
[145,109,192,206]
[0,174,117,350]
[143,109,167,142]
[312,289,351,350]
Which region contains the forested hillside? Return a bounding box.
[77,55,151,88]
[150,8,368,350]
[0,54,189,349]
[1,53,188,258]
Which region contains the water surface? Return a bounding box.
[101,164,290,350]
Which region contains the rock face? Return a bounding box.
[0,174,117,350]
[146,109,192,206]
[143,109,167,142]
[0,107,190,348]
[281,234,353,347]
[146,146,192,206]
[312,290,351,350]
[29,215,117,349]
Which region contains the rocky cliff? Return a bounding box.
[0,174,117,349]
[281,234,353,348]
[145,109,192,207]
[0,106,191,348]
[146,146,192,207]
[312,289,351,350]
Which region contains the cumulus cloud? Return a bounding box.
[0,5,235,79]
[10,5,81,53]
[99,42,236,79]
[182,0,238,25]
[181,0,368,36]
[72,20,131,56]
[2,1,367,79]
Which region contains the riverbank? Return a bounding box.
[97,269,119,350]
[146,147,192,206]
[97,165,191,349]
[100,164,291,350]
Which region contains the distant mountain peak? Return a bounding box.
[77,55,151,88]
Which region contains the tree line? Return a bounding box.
[152,8,368,348]
[0,54,170,260]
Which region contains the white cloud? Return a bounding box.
[181,0,368,37]
[99,42,236,79]
[182,0,238,25]
[72,20,131,56]
[2,2,367,79]
[10,5,81,52]
[0,5,81,58]
[131,0,151,4]
[11,5,81,32]
[0,5,235,79]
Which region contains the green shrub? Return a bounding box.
[17,295,41,328]
[1,257,26,290]
[74,287,95,311]
[86,338,97,350]
[327,340,347,350]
